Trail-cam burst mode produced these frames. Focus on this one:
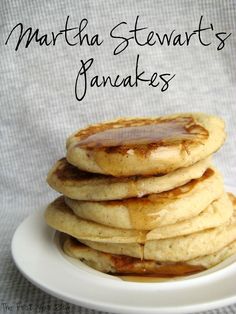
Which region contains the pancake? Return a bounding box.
[66,113,225,176]
[144,207,236,262]
[147,193,233,240]
[77,193,233,258]
[65,168,224,230]
[79,195,236,262]
[47,157,211,201]
[44,196,147,243]
[45,191,232,248]
[70,195,233,258]
[46,194,236,275]
[79,239,143,259]
[63,236,236,275]
[188,239,236,269]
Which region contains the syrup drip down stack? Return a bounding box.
[45,113,236,277]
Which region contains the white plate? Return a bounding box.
[12,186,236,314]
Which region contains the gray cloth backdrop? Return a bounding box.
[1,1,236,313]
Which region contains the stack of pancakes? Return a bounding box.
[45,113,236,277]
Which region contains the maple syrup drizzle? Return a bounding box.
[76,119,199,148]
[72,117,209,176]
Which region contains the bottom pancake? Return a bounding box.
[63,235,236,276]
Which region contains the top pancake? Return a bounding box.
[66,113,225,176]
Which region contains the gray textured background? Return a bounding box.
[1,0,236,313]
